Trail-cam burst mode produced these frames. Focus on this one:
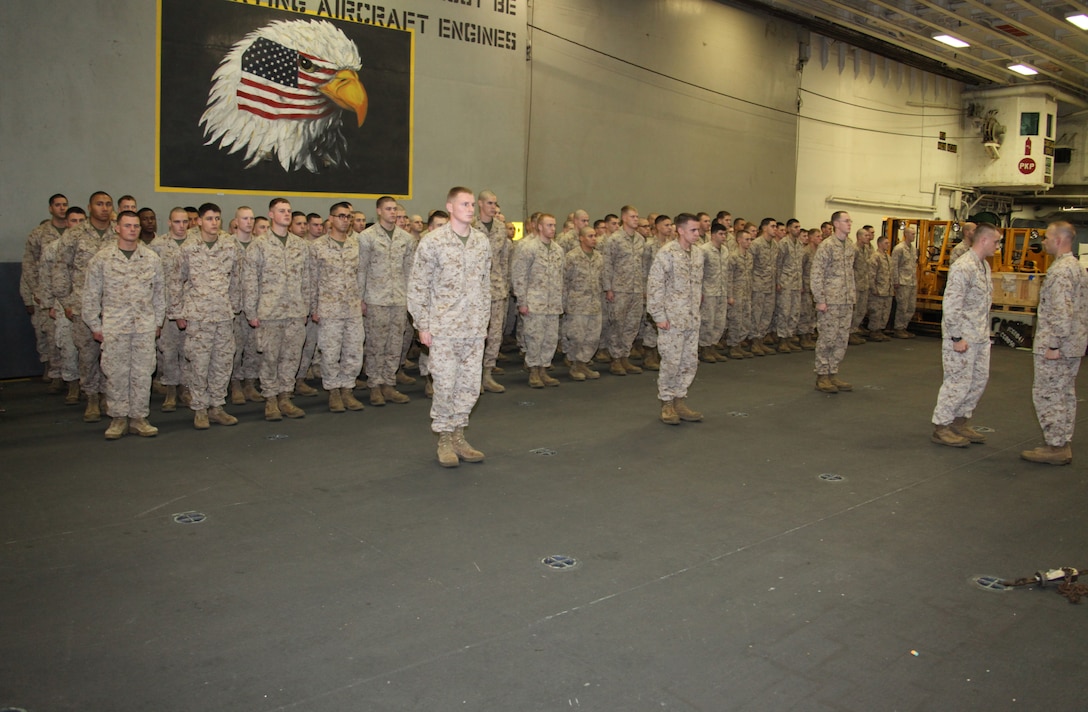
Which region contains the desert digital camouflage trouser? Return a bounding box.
[699,295,727,347]
[867,295,892,334]
[751,291,775,338]
[102,331,155,418]
[258,318,305,398]
[774,290,800,338]
[563,314,602,363]
[158,319,186,386]
[851,288,870,331]
[797,293,815,335]
[726,298,752,347]
[184,320,235,411]
[814,304,852,375]
[365,305,406,387]
[319,316,365,391]
[429,336,484,433]
[1033,356,1081,446]
[931,340,990,425]
[232,314,259,381]
[893,284,917,330]
[296,318,319,379]
[31,308,54,366]
[483,298,508,369]
[522,313,560,367]
[54,311,79,382]
[73,317,105,394]
[638,312,658,348]
[657,326,699,401]
[607,291,643,359]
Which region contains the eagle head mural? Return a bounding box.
[200,19,368,173]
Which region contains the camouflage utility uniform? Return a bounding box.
[511,237,564,368]
[244,233,314,399]
[407,223,491,434]
[1031,254,1088,446]
[647,241,703,401]
[82,243,165,419]
[310,233,365,391]
[931,249,992,426]
[170,230,243,412]
[811,235,856,376]
[562,246,604,363]
[359,223,415,388]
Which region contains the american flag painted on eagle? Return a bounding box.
[200,19,369,173]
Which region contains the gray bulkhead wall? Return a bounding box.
[525,0,800,220]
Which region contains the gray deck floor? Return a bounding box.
[2,336,1086,711]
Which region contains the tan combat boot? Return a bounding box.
[528,366,545,388]
[369,386,386,406]
[151,378,166,396]
[243,379,264,402]
[424,375,434,398]
[699,346,718,363]
[829,374,852,392]
[162,385,177,412]
[47,377,63,394]
[776,339,793,354]
[740,341,755,358]
[452,427,485,462]
[1020,443,1072,465]
[294,377,318,397]
[660,399,680,425]
[328,388,345,413]
[83,393,102,423]
[194,409,210,430]
[728,345,746,360]
[815,375,839,393]
[951,416,985,443]
[437,432,460,468]
[482,368,505,393]
[642,347,661,370]
[848,333,866,346]
[381,384,410,404]
[621,357,642,374]
[341,387,365,411]
[892,328,912,339]
[569,362,586,382]
[178,385,192,407]
[609,359,627,376]
[540,367,560,387]
[932,424,969,447]
[673,397,703,422]
[278,393,306,418]
[594,349,612,363]
[396,369,416,385]
[799,334,817,350]
[264,397,282,421]
[230,380,246,405]
[786,337,802,352]
[64,380,81,405]
[581,362,601,379]
[128,417,159,437]
[104,417,128,440]
[208,406,238,426]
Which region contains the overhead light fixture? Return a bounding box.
[1007,63,1038,76]
[932,33,970,48]
[1066,13,1088,30]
